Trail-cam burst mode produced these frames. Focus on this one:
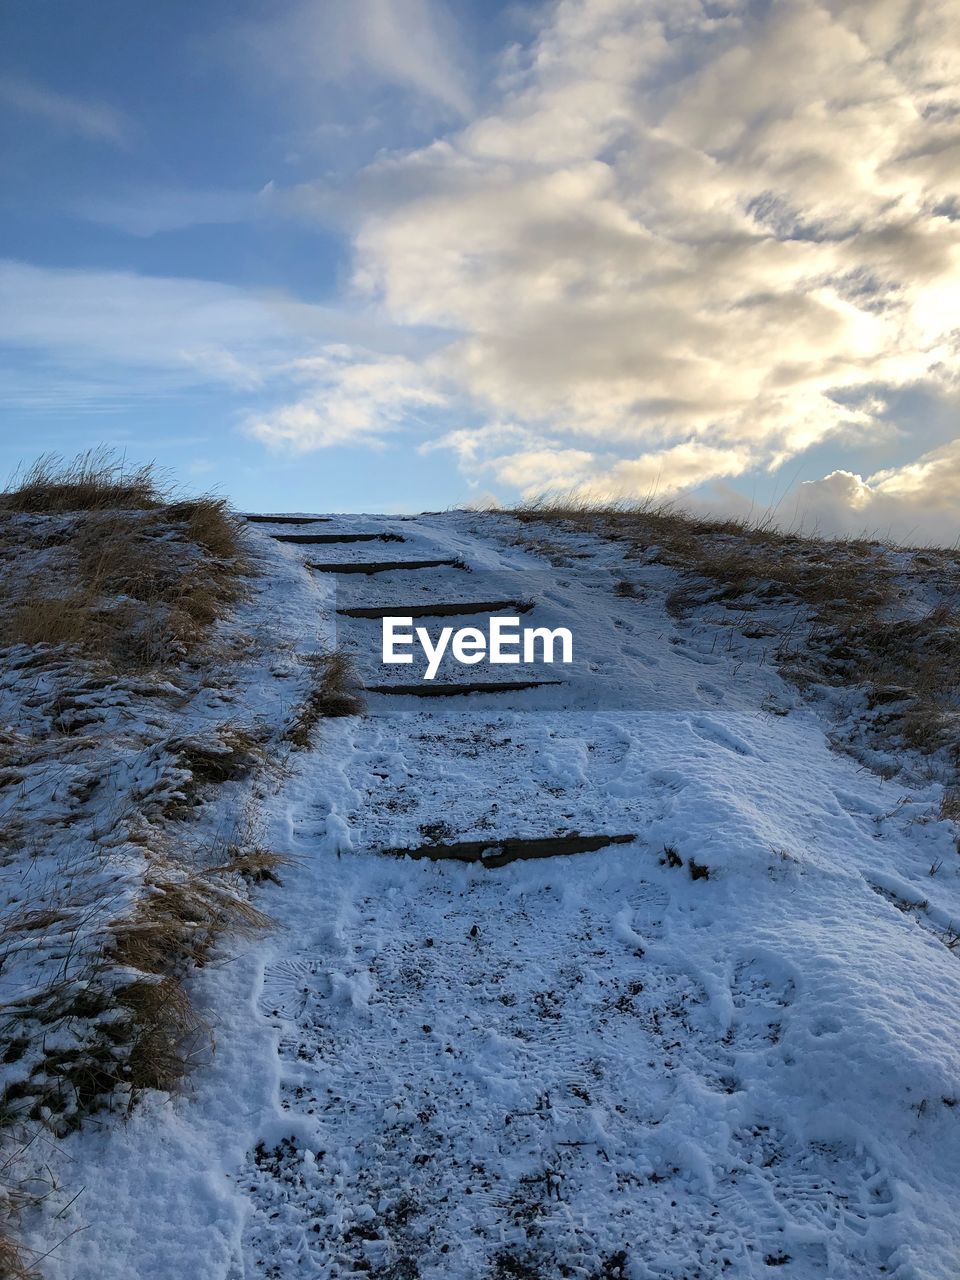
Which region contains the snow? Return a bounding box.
[16,511,960,1279]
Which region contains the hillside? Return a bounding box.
[3,499,960,1280]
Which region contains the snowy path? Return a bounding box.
[232,514,960,1280]
[42,513,960,1280]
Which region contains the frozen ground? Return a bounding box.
[23,511,960,1279]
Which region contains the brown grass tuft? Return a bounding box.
[165,496,245,560]
[0,1231,39,1280]
[286,651,365,748]
[1,449,165,513]
[0,595,98,651]
[105,852,277,1091]
[0,457,249,669]
[210,846,293,885]
[110,859,274,977]
[170,726,266,800]
[117,977,206,1093]
[512,497,960,778]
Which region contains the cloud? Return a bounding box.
[244,348,447,450]
[321,0,960,515]
[0,260,298,387]
[488,447,599,493]
[0,260,436,418]
[432,433,753,501]
[796,435,960,543]
[230,0,471,120]
[76,184,276,237]
[0,75,132,145]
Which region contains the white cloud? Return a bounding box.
[231,0,471,119]
[0,75,132,145]
[326,0,960,520]
[0,260,298,387]
[244,348,446,450]
[490,447,599,493]
[796,435,960,543]
[0,260,436,419]
[438,435,754,501]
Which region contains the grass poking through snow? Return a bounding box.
[0,455,247,669]
[1,449,164,514]
[0,453,286,1266]
[286,652,366,749]
[510,497,960,786]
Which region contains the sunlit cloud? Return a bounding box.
[796,436,960,543]
[244,347,447,450]
[317,0,959,530]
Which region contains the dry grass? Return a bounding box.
[0,837,282,1130]
[106,846,280,1092]
[116,978,207,1093]
[1,449,166,514]
[110,857,275,977]
[940,788,960,823]
[514,496,891,625]
[0,1132,56,1280]
[819,605,960,756]
[211,847,292,885]
[0,828,282,1139]
[512,496,960,777]
[165,726,267,814]
[0,453,274,1262]
[286,651,365,748]
[0,454,248,669]
[0,596,97,651]
[0,1230,39,1280]
[166,496,245,561]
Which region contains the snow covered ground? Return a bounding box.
[22,511,960,1279]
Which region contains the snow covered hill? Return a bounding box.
[19,510,960,1280]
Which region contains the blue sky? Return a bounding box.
[2,0,959,538]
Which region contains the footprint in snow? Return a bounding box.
[832,788,886,819]
[621,642,659,667]
[696,680,724,704]
[690,714,755,756]
[260,957,331,1020]
[626,879,671,941]
[708,1125,897,1276]
[648,767,689,794]
[741,1125,895,1265]
[731,956,797,1011]
[726,955,797,1052]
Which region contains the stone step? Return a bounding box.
[338,599,533,619]
[246,514,331,524]
[364,679,561,697]
[308,558,466,575]
[273,532,404,544]
[384,831,637,868]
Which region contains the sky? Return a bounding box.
[1,0,959,541]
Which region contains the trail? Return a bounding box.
[44,512,960,1280]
